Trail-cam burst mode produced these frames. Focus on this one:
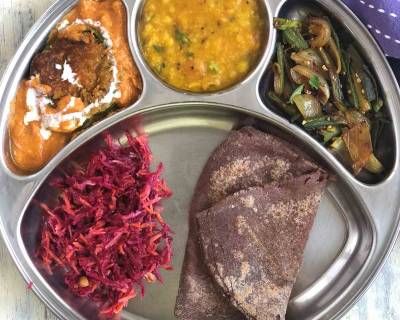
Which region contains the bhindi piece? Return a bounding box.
[326,38,342,74]
[334,101,347,112]
[360,69,377,102]
[319,47,344,103]
[343,53,359,109]
[371,116,387,150]
[283,49,295,90]
[351,69,371,113]
[325,17,346,75]
[273,18,302,30]
[273,42,285,97]
[331,71,344,103]
[347,45,364,71]
[347,45,372,112]
[303,117,339,130]
[320,126,341,144]
[268,91,299,117]
[282,28,309,50]
[363,64,383,111]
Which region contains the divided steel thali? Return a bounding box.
[0,0,400,319]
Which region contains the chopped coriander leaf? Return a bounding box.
[175,27,191,46]
[153,44,165,53]
[157,62,166,74]
[83,28,106,47]
[185,51,195,58]
[92,29,106,46]
[289,84,304,104]
[208,61,220,74]
[309,75,320,90]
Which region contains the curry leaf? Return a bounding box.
[175,27,191,46]
[157,62,166,74]
[152,44,165,53]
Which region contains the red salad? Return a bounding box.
[36,132,173,316]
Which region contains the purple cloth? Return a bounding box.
[343,0,400,59]
[388,57,400,83]
[343,0,400,85]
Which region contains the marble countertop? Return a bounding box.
[0,0,399,319]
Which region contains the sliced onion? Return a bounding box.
[290,67,307,84]
[345,110,370,127]
[290,49,328,78]
[292,94,322,118]
[308,17,331,48]
[291,65,330,104]
[326,38,341,74]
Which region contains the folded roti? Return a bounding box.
[196,172,327,320]
[175,126,324,320]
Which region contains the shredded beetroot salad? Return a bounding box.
[36,132,173,316]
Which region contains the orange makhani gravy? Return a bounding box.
[8,0,142,173]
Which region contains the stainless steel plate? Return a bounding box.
[17,104,374,320]
[0,0,400,319]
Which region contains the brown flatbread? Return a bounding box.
[196,172,327,320]
[175,126,324,320]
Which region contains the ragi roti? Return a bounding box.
[175,126,325,320]
[196,172,327,319]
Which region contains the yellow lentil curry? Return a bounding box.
[139,0,266,92]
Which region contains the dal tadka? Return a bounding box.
[175,126,328,320]
[8,0,142,173]
[197,172,327,320]
[139,0,266,92]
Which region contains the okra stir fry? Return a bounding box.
[268,16,389,175]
